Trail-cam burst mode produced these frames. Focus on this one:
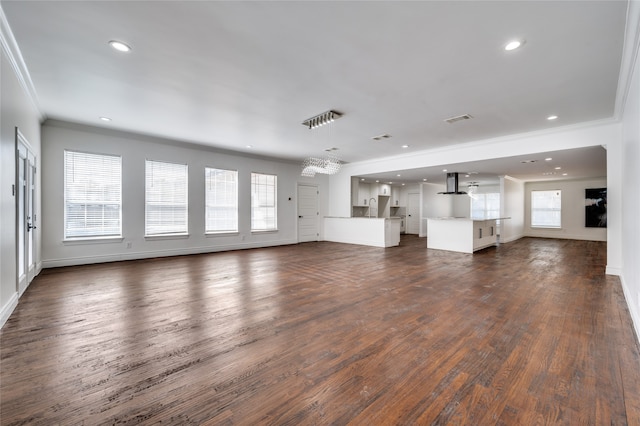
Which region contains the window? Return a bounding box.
[531,190,561,228]
[145,160,188,236]
[471,193,501,219]
[205,167,238,233]
[64,150,122,239]
[251,172,277,231]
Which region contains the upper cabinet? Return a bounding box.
[378,184,391,196]
[391,186,402,206]
[357,182,372,206]
[351,177,359,206]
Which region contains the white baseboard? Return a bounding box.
[606,266,622,276]
[499,234,524,244]
[619,274,640,345]
[41,239,298,268]
[0,292,19,330]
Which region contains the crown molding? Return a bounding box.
[0,5,45,120]
[615,0,640,119]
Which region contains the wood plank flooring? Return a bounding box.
[2,236,640,425]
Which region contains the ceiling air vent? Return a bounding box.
[444,114,473,124]
[372,134,392,141]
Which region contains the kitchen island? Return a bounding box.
[427,217,508,253]
[324,217,401,248]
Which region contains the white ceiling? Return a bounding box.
[1,1,626,183]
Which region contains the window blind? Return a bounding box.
[145,160,188,236]
[64,150,122,239]
[251,172,277,231]
[471,193,500,219]
[531,190,562,228]
[205,167,238,233]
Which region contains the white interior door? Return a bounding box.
[406,193,420,234]
[17,132,37,295]
[297,184,319,242]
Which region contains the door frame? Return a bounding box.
[16,128,37,296]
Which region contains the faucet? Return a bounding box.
[368,197,377,218]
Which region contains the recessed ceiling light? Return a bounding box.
[505,40,524,51]
[99,116,112,122]
[396,174,401,177]
[562,173,568,176]
[246,145,253,148]
[442,169,447,172]
[402,183,405,186]
[547,115,558,120]
[423,178,427,182]
[401,144,409,148]
[375,180,380,183]
[545,157,553,161]
[555,166,562,170]
[108,40,131,52]
[361,178,365,181]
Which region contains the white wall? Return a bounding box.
[0,37,42,327]
[419,183,448,236]
[330,120,621,219]
[620,0,640,338]
[41,121,329,267]
[500,176,525,243]
[524,178,608,241]
[330,122,621,271]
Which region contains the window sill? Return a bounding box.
[531,226,562,229]
[63,237,124,245]
[205,231,240,237]
[251,230,278,234]
[144,234,190,241]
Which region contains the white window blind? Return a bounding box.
[205,167,238,233]
[64,150,122,239]
[251,172,277,231]
[531,190,562,228]
[471,193,500,219]
[145,160,188,236]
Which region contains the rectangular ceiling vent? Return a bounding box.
[372,133,392,141]
[444,114,473,124]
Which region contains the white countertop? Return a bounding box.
[325,216,401,220]
[429,217,510,221]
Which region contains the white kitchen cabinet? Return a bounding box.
[378,184,391,196]
[351,177,360,207]
[391,186,402,206]
[357,183,372,206]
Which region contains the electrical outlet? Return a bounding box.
[126,242,132,249]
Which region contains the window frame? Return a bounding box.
[144,159,189,237]
[470,192,501,220]
[250,172,278,232]
[531,189,562,229]
[205,167,239,234]
[63,150,122,241]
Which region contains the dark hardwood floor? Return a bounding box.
[2,236,640,425]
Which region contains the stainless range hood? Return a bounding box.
[438,172,467,194]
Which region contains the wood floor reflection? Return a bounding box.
[2,236,639,425]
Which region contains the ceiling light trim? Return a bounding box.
[109,40,132,52]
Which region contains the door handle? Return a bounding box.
[298,216,303,218]
[27,223,37,231]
